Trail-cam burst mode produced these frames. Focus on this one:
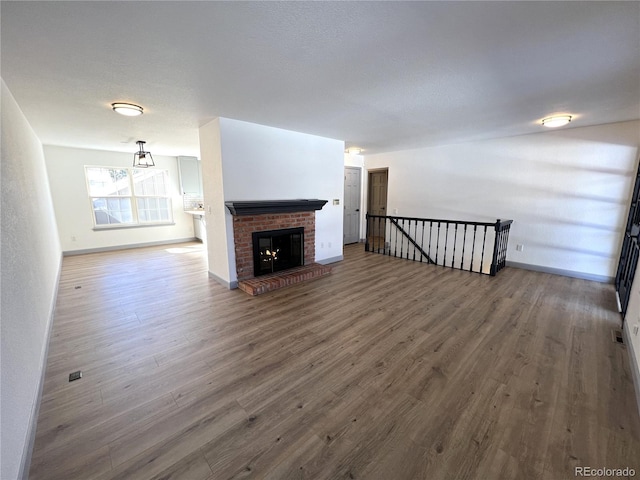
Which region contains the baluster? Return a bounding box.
[365,214,370,252]
[444,222,449,268]
[409,219,412,259]
[373,216,377,253]
[435,222,441,265]
[460,224,468,270]
[384,217,393,256]
[470,225,478,272]
[498,229,504,272]
[400,218,405,258]
[451,223,458,268]
[394,218,398,257]
[499,228,505,271]
[410,219,414,260]
[408,219,412,261]
[420,220,426,262]
[408,219,412,260]
[412,220,416,261]
[371,216,375,252]
[490,219,501,276]
[481,226,487,274]
[428,221,433,261]
[501,225,511,271]
[499,228,505,270]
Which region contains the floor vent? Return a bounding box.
[69,371,82,382]
[612,329,624,345]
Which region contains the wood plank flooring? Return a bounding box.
[29,242,640,479]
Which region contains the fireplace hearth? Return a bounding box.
[226,199,332,294]
[252,227,304,277]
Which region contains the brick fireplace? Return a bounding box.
[226,200,332,295]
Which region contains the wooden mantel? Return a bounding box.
[225,199,328,216]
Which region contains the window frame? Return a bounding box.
[85,166,175,230]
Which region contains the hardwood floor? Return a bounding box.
[29,242,640,480]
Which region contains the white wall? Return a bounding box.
[1,80,62,480]
[623,264,640,414]
[365,121,640,280]
[44,145,194,253]
[199,119,235,286]
[200,117,344,286]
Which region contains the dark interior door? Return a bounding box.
[368,170,388,216]
[367,169,388,248]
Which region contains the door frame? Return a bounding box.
[367,168,388,215]
[343,166,362,245]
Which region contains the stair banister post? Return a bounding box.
[365,213,370,252]
[490,219,501,276]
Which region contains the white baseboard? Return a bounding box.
[506,261,613,283]
[623,325,640,419]
[317,255,343,265]
[63,237,198,256]
[19,253,62,480]
[208,271,238,290]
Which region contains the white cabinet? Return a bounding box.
[178,156,202,196]
[186,211,207,244]
[193,214,206,243]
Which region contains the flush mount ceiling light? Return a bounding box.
[346,147,362,155]
[542,115,572,128]
[133,140,155,168]
[112,102,143,116]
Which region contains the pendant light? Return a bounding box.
[133,140,155,168]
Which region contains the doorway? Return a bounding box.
[368,169,388,216]
[367,169,388,243]
[343,167,361,244]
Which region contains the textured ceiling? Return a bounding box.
[2,1,639,157]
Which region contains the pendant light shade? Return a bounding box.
[133,140,155,168]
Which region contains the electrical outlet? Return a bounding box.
[393,208,398,214]
[516,244,524,252]
[328,242,332,248]
[333,199,340,205]
[71,236,76,242]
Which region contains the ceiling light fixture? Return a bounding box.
[542,115,572,128]
[346,147,362,155]
[112,102,143,116]
[133,140,155,168]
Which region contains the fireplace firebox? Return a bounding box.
[252,227,304,277]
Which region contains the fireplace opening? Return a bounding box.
[252,227,304,277]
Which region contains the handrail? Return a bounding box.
[365,214,513,276]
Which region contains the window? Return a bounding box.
[85,167,173,228]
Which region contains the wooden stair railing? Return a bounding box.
[365,214,513,276]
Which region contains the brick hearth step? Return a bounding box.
[237,263,332,296]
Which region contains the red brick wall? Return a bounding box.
[232,212,316,281]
